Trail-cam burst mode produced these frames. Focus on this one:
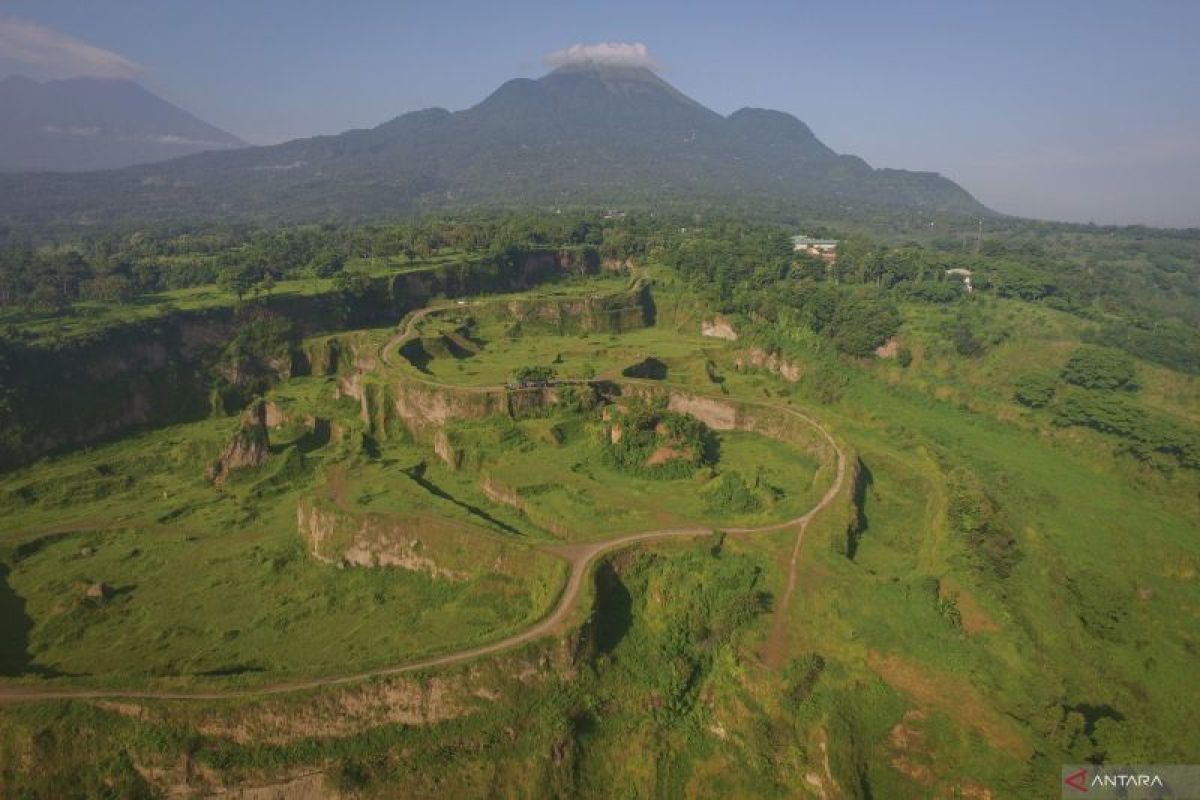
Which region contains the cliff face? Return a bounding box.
[296,499,533,581]
[0,311,233,469]
[206,401,271,486]
[735,348,803,382]
[392,381,508,431]
[0,247,591,471]
[701,317,738,341]
[617,384,832,460]
[498,282,653,334]
[472,279,654,335]
[478,474,570,538]
[386,380,561,441]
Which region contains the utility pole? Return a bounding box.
[976,217,983,253]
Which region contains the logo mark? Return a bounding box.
[1064,768,1089,793]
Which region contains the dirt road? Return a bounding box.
[0,317,845,704]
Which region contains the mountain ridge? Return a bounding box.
[0,64,991,227]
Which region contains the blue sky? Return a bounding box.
[2,0,1198,227]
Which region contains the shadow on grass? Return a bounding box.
[846,457,873,561]
[398,339,433,374]
[0,562,73,678]
[195,663,268,677]
[592,560,633,655]
[273,417,332,456]
[403,462,523,536]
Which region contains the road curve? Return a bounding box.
[0,318,846,704]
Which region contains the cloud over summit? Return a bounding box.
[544,42,659,71]
[0,17,140,79]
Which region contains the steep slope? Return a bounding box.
[0,64,989,226]
[0,75,245,172]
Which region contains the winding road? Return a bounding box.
[0,305,846,705]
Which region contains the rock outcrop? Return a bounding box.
[433,428,461,469]
[482,280,655,335]
[296,499,542,580]
[734,348,803,382]
[701,317,739,341]
[388,380,562,440]
[297,501,466,579]
[206,401,271,486]
[665,393,740,431]
[874,337,901,359]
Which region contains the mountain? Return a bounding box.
[0,64,989,227]
[0,75,245,172]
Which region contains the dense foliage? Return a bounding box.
[1060,346,1138,390]
[0,214,644,313]
[603,398,718,479]
[1013,373,1057,408]
[661,217,1200,373]
[1053,388,1200,468]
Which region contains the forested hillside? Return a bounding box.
[0,64,986,228]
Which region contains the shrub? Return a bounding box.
[951,321,987,358]
[948,469,1021,579]
[603,399,717,479]
[1061,346,1137,391]
[1054,387,1200,468]
[1013,373,1057,408]
[827,292,901,357]
[512,365,557,383]
[703,471,761,513]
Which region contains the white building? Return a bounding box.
[945,268,974,293]
[791,235,838,261]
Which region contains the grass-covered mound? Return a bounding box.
[441,406,822,540]
[602,397,718,479]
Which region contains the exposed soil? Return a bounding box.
[866,650,1031,759]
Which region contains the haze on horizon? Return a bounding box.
[1,0,1197,228]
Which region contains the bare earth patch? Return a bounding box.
[867,650,1030,759]
[938,577,1000,634]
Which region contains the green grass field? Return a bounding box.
[454,417,824,539]
[0,304,832,686]
[2,270,1199,798]
[0,375,565,687]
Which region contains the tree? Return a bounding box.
[826,292,900,357]
[254,272,275,301]
[951,322,987,358]
[82,274,135,304]
[46,251,91,302]
[332,269,372,296]
[26,283,65,313]
[217,265,257,301]
[309,251,346,278]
